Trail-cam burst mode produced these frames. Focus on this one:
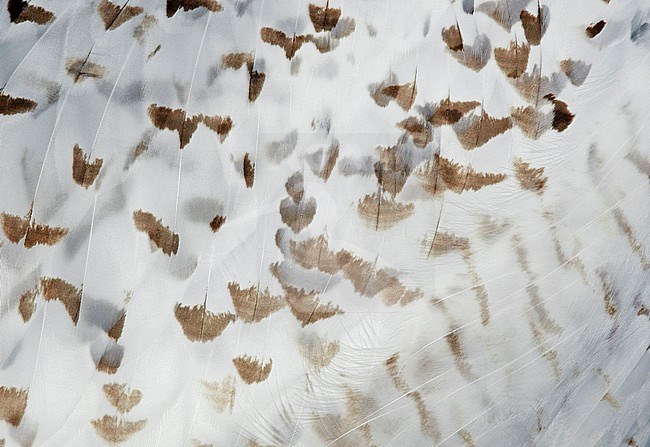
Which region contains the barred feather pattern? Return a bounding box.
[0,0,648,446]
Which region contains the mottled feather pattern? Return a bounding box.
[0,0,648,446]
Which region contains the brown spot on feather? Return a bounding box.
[166,0,222,17]
[228,282,285,323]
[102,383,142,414]
[454,111,512,149]
[91,415,146,443]
[0,92,37,115]
[97,343,124,375]
[284,286,343,326]
[520,7,545,45]
[560,59,591,87]
[174,303,235,342]
[511,106,551,139]
[357,193,414,230]
[260,28,310,60]
[210,215,226,233]
[108,310,126,340]
[374,146,411,197]
[243,153,255,188]
[221,53,266,102]
[40,277,82,324]
[18,289,37,322]
[586,20,606,38]
[514,158,547,193]
[428,98,480,126]
[232,356,272,384]
[613,209,650,271]
[98,0,143,30]
[397,117,432,148]
[290,235,422,306]
[2,208,69,248]
[442,24,463,51]
[544,94,574,132]
[385,354,440,441]
[133,210,179,256]
[446,329,477,381]
[416,154,507,195]
[72,144,103,189]
[65,57,105,83]
[7,0,54,25]
[280,198,317,233]
[148,104,232,149]
[0,387,28,427]
[494,41,530,78]
[309,2,341,32]
[424,231,469,257]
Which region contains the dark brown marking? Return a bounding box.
[0,92,37,115]
[97,343,123,375]
[560,59,591,87]
[320,141,339,181]
[280,197,317,233]
[514,158,547,193]
[210,215,226,233]
[166,0,222,17]
[91,415,146,443]
[174,303,235,342]
[520,7,545,45]
[0,387,28,427]
[586,20,606,38]
[18,289,37,322]
[446,329,477,381]
[284,286,342,326]
[308,1,341,32]
[290,235,422,306]
[425,231,469,257]
[2,208,69,248]
[65,57,106,83]
[98,0,143,30]
[228,282,285,323]
[429,98,480,126]
[102,383,142,414]
[416,154,507,195]
[72,144,103,189]
[494,41,530,78]
[232,356,272,384]
[148,104,233,149]
[397,117,432,148]
[454,111,512,149]
[40,277,82,324]
[613,209,650,271]
[442,24,463,51]
[597,271,618,317]
[7,0,54,25]
[374,145,413,197]
[243,153,255,188]
[357,193,414,230]
[380,82,417,111]
[511,106,551,139]
[132,210,179,256]
[200,114,233,142]
[108,310,126,341]
[260,28,310,60]
[385,354,439,441]
[544,94,574,132]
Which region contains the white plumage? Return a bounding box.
[0,0,648,446]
